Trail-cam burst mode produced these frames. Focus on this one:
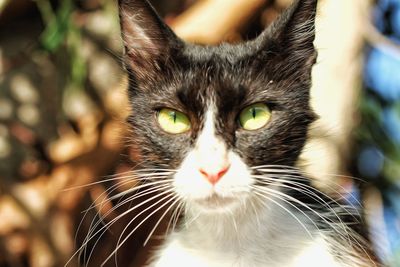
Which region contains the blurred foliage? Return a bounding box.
[0,0,127,265]
[356,0,400,265]
[39,0,73,51]
[38,0,86,90]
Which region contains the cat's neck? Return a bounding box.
[179,197,314,250]
[155,197,325,267]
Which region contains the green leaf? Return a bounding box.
[39,0,74,52]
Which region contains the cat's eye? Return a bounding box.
[157,108,191,134]
[239,103,271,131]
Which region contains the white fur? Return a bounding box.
[173,108,252,204]
[151,199,343,267]
[150,107,350,267]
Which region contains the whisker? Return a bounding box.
[84,184,173,244]
[253,185,321,226]
[100,179,174,208]
[67,187,173,266]
[253,176,364,248]
[143,197,182,246]
[82,178,141,214]
[253,166,363,207]
[251,189,314,239]
[266,173,362,212]
[73,179,135,258]
[253,185,355,246]
[249,197,262,230]
[63,170,174,191]
[102,194,178,266]
[165,202,184,238]
[86,190,176,267]
[76,179,143,267]
[254,165,365,199]
[253,175,361,221]
[78,186,172,259]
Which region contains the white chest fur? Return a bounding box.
[152,236,341,267]
[149,200,343,267]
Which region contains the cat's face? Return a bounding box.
[119,0,318,212]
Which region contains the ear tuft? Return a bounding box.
[256,0,318,74]
[118,0,181,78]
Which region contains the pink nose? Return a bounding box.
[199,165,230,185]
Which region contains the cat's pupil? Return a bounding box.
[252,108,256,119]
[173,112,177,123]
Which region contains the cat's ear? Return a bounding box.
[118,0,182,79]
[255,0,318,76]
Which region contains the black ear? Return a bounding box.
[118,0,182,79]
[255,0,318,77]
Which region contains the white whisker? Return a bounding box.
[143,197,182,246]
[68,186,174,266]
[252,190,314,239]
[87,190,176,266]
[102,193,178,266]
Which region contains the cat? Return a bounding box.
[95,0,381,266]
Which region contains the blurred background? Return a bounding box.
[0,0,399,266]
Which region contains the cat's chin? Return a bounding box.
[191,193,246,213]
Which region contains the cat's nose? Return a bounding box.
[199,165,230,185]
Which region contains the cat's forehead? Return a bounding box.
[175,77,247,111]
[181,42,255,63]
[173,45,262,96]
[171,53,281,107]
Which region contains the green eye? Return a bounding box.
[239,103,271,130]
[157,108,191,134]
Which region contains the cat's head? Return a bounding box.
[119,0,318,212]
